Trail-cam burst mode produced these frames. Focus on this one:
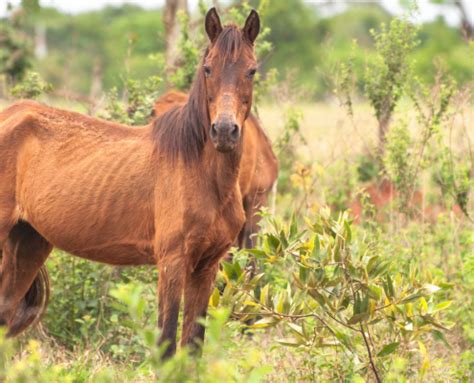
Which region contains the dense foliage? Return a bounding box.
[1,0,472,99]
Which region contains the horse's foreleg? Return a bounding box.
[181,263,218,353]
[157,256,185,359]
[0,221,52,336]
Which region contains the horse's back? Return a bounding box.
[0,100,43,120]
[153,91,188,117]
[246,114,278,194]
[1,101,157,263]
[0,100,44,141]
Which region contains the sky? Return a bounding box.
[1,0,473,27]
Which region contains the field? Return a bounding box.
[0,99,472,382]
[1,1,474,382]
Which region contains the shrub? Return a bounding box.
[101,76,162,125]
[364,15,419,150]
[223,209,453,381]
[11,71,52,99]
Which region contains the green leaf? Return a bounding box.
[333,238,342,262]
[400,292,423,304]
[419,297,428,313]
[249,272,265,287]
[298,266,308,284]
[279,229,289,249]
[309,289,327,308]
[221,261,235,280]
[384,275,395,299]
[369,317,383,325]
[367,256,380,274]
[432,301,452,313]
[334,330,353,351]
[276,337,304,347]
[243,300,259,307]
[275,292,287,314]
[361,292,370,314]
[260,284,270,306]
[368,285,383,300]
[370,259,391,278]
[247,249,267,257]
[249,317,278,329]
[377,342,400,357]
[343,220,352,243]
[438,282,454,290]
[347,312,369,325]
[289,213,298,239]
[422,317,455,331]
[209,287,220,307]
[353,292,360,314]
[431,329,451,349]
[267,234,280,252]
[287,322,305,337]
[311,236,321,260]
[234,261,243,279]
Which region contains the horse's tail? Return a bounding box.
[7,266,50,337]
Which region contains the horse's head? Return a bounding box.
[203,8,260,153]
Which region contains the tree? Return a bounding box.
[0,24,32,82]
[451,0,472,40]
[0,1,39,82]
[164,0,188,70]
[364,17,419,152]
[428,0,472,40]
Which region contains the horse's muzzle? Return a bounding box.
[210,119,240,153]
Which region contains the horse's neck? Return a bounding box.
[202,141,242,203]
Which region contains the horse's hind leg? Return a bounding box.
[0,199,16,252]
[0,129,16,248]
[238,193,265,250]
[0,221,52,336]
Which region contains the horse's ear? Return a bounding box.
[243,9,260,44]
[205,7,223,43]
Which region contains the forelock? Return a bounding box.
[212,24,248,64]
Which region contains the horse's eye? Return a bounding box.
[204,66,212,77]
[247,68,257,79]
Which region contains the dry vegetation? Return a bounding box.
[1,1,473,382]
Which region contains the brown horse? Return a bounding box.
[0,8,260,358]
[152,91,278,249]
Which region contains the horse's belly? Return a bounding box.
[21,191,155,258]
[70,243,156,266]
[17,143,156,258]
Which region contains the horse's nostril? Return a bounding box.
[211,123,218,139]
[231,124,239,140]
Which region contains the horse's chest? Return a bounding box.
[188,197,245,259]
[212,200,245,245]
